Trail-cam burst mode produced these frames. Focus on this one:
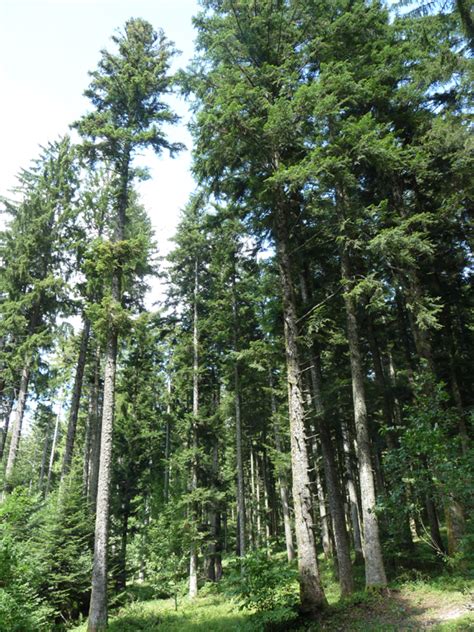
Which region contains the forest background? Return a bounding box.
[0,0,473,631]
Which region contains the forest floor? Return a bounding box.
[72,576,474,631]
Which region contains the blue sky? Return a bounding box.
[0,0,200,261]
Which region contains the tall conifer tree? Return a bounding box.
[73,19,182,631]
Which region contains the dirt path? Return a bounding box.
[392,588,474,629]
[315,586,474,631]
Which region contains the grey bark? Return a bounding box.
[39,416,52,491]
[300,273,353,596]
[164,378,172,503]
[315,462,333,559]
[88,331,118,631]
[45,410,61,496]
[88,150,128,632]
[0,393,14,462]
[249,444,256,550]
[255,448,263,547]
[269,370,295,562]
[189,259,199,599]
[387,352,403,428]
[260,451,272,548]
[82,387,93,497]
[341,244,387,589]
[365,315,396,450]
[207,441,221,581]
[341,418,364,561]
[5,361,31,485]
[87,346,102,512]
[233,273,246,560]
[274,201,326,613]
[61,320,90,480]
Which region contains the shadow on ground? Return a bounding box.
[310,591,473,632]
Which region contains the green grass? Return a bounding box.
[72,594,258,632]
[71,584,474,632]
[71,546,474,631]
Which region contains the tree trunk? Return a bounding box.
[164,378,172,503]
[45,410,61,496]
[207,440,220,582]
[117,497,130,592]
[315,463,333,559]
[215,512,223,580]
[341,244,387,590]
[249,445,256,550]
[255,448,262,547]
[88,150,128,632]
[189,259,199,599]
[0,393,14,463]
[261,450,274,546]
[61,319,90,480]
[269,370,295,562]
[299,270,353,595]
[274,201,326,613]
[446,499,466,557]
[341,418,364,562]
[88,331,118,631]
[365,315,396,450]
[39,416,52,491]
[88,346,102,512]
[387,352,403,428]
[5,361,31,486]
[233,269,246,560]
[425,493,445,554]
[309,351,354,592]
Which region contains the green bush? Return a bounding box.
[225,550,299,616]
[0,537,53,631]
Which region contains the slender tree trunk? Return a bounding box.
[249,445,256,550]
[0,393,14,463]
[269,370,295,562]
[406,273,437,374]
[274,200,326,613]
[117,496,130,591]
[189,259,199,599]
[207,441,220,581]
[255,450,263,547]
[164,378,172,503]
[88,347,102,512]
[340,244,387,590]
[446,499,466,557]
[341,418,364,562]
[261,451,273,547]
[88,151,128,632]
[315,463,333,559]
[88,331,118,631]
[425,493,445,554]
[365,315,396,450]
[443,310,469,455]
[232,269,246,560]
[215,513,223,580]
[39,417,52,491]
[45,410,61,496]
[299,270,353,595]
[61,320,90,480]
[404,276,453,556]
[207,510,217,582]
[387,352,403,428]
[309,347,353,594]
[444,329,468,555]
[5,361,31,486]
[395,291,416,386]
[83,409,92,496]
